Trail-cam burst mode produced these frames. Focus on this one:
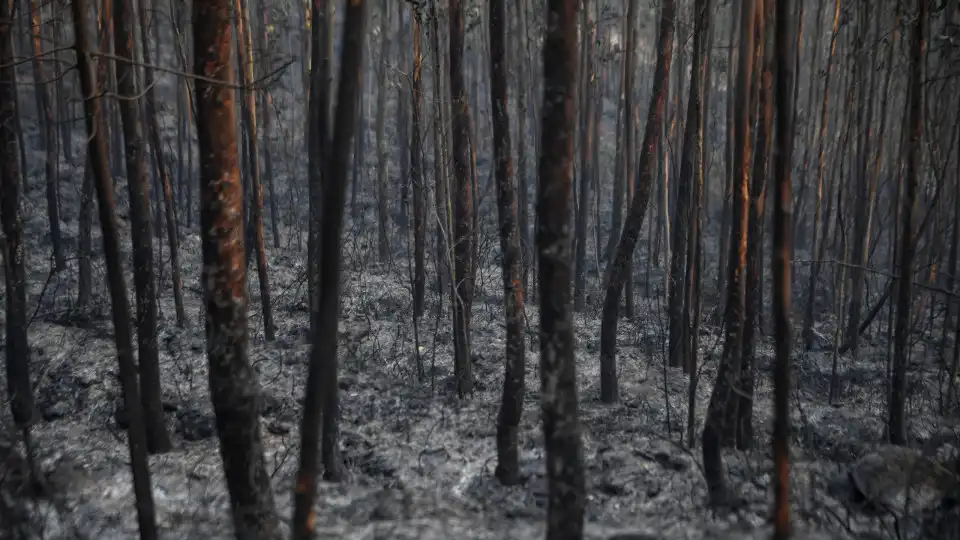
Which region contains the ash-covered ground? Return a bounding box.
[2,162,958,540]
[2,65,959,540]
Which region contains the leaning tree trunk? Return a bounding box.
[73,0,158,534]
[598,0,676,404]
[538,0,586,537]
[193,0,280,536]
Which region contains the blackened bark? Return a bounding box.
[412,11,426,318]
[113,0,171,454]
[539,1,586,537]
[801,0,842,350]
[598,0,676,404]
[737,0,773,451]
[257,0,281,249]
[73,0,158,534]
[27,0,64,273]
[236,0,274,342]
[449,0,474,398]
[138,0,186,327]
[374,1,391,261]
[889,0,925,446]
[771,0,796,536]
[307,0,331,339]
[573,11,593,312]
[701,0,756,507]
[489,0,526,486]
[669,0,711,372]
[292,2,366,536]
[1,0,36,433]
[193,0,280,536]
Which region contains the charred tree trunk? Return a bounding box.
[292,1,365,536]
[701,0,756,507]
[374,0,391,261]
[307,0,331,339]
[538,0,586,536]
[73,0,158,534]
[771,0,796,535]
[1,0,40,488]
[489,0,526,486]
[889,0,925,446]
[669,0,711,372]
[138,0,186,327]
[193,0,280,535]
[598,0,676,404]
[573,8,594,311]
[113,0,172,454]
[412,9,426,318]
[257,0,280,249]
[801,0,842,349]
[450,0,475,397]
[738,0,773,450]
[235,0,275,341]
[28,0,65,272]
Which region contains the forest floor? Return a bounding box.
[2,153,958,540]
[2,60,959,535]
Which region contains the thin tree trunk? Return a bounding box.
[889,0,925,446]
[701,0,756,506]
[801,0,842,349]
[139,0,186,327]
[573,8,594,312]
[412,10,426,318]
[114,0,172,454]
[738,0,772,450]
[258,0,280,248]
[718,0,739,296]
[374,1,391,261]
[450,0,475,398]
[669,0,711,371]
[235,0,275,341]
[307,0,331,339]
[292,2,365,535]
[429,0,450,311]
[1,0,40,488]
[28,0,65,272]
[73,0,158,533]
[598,0,676,404]
[489,0,526,486]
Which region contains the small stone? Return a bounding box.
[266,421,291,435]
[176,406,216,441]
